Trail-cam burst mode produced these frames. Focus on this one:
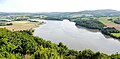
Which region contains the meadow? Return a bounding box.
[0,21,43,31]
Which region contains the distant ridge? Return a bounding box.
[1,9,120,16]
[78,9,120,16]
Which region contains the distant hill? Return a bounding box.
[1,9,120,16]
[78,9,120,16]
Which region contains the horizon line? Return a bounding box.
[0,9,119,13]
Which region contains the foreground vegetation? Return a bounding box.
[0,28,120,59]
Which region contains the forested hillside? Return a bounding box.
[75,20,105,29]
[0,28,119,59]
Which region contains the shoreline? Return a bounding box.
[76,24,120,40]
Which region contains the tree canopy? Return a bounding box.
[0,28,119,59]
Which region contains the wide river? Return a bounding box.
[34,20,120,54]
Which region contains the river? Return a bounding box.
[33,20,120,54]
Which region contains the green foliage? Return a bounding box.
[75,19,105,30]
[0,28,66,59]
[67,50,78,56]
[77,50,110,59]
[101,27,120,34]
[72,17,120,39]
[77,49,95,59]
[31,46,63,59]
[101,27,120,39]
[0,28,119,59]
[111,33,120,38]
[0,51,22,59]
[111,53,120,59]
[93,52,110,59]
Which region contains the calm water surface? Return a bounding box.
[34,20,120,54]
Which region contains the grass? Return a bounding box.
[111,33,120,37]
[0,21,44,31]
[111,16,119,20]
[98,17,115,24]
[13,21,29,23]
[97,17,120,30]
[81,18,89,20]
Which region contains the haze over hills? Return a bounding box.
[78,9,120,16]
[1,9,120,16]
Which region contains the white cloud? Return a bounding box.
[0,0,120,12]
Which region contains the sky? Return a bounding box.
[0,0,120,12]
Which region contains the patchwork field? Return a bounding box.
[98,17,120,30]
[0,21,43,31]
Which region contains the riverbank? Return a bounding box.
[0,21,44,31]
[34,20,120,54]
[74,19,120,39]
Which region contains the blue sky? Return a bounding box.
[0,0,120,12]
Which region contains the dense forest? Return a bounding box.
[0,28,120,59]
[101,27,120,39]
[75,20,105,30]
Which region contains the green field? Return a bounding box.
[111,33,120,37]
[98,17,115,24]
